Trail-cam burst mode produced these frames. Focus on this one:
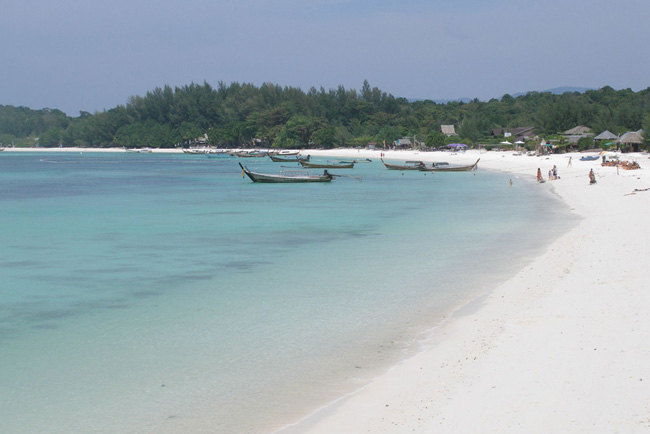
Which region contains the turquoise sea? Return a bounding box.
[0,152,574,433]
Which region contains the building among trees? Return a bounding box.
[441,125,457,136]
[619,130,644,152]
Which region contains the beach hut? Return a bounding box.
[393,138,412,149]
[594,130,618,141]
[618,130,645,153]
[594,130,618,149]
[564,126,592,135]
[492,127,535,142]
[562,125,593,144]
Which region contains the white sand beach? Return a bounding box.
[275,148,650,433]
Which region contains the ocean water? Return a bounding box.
[0,152,575,433]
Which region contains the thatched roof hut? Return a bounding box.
[441,125,457,136]
[619,130,644,144]
[594,130,618,141]
[618,130,645,152]
[564,125,592,135]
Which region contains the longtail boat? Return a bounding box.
[239,163,333,183]
[429,158,480,172]
[299,160,354,169]
[381,158,425,170]
[269,150,300,156]
[236,151,268,158]
[269,154,310,162]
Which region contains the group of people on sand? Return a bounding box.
[536,166,597,185]
[536,165,558,182]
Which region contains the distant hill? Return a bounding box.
[512,86,595,97]
[408,87,595,104]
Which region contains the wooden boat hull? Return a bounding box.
[380,159,425,170]
[269,155,310,162]
[299,160,354,169]
[236,152,267,158]
[430,158,480,172]
[239,163,333,183]
[270,150,300,156]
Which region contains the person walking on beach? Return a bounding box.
[568,156,572,167]
[552,165,557,180]
[589,168,596,184]
[537,168,542,183]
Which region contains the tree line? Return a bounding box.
[2,81,649,149]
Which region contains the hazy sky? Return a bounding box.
[2,0,649,115]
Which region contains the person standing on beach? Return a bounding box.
[537,168,542,182]
[568,156,572,167]
[589,168,596,184]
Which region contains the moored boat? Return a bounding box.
[429,158,480,172]
[269,154,310,162]
[417,162,450,171]
[299,160,354,169]
[125,147,153,153]
[239,163,333,183]
[381,159,425,170]
[236,151,268,158]
[268,149,300,156]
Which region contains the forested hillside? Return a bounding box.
[1,81,649,149]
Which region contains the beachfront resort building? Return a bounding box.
[492,127,536,142]
[594,130,619,147]
[562,125,594,144]
[618,130,644,152]
[393,137,426,150]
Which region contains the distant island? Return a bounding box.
[0,81,647,150]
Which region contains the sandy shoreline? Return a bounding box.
[5,146,650,432]
[274,148,650,433]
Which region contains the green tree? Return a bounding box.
[178,122,203,143]
[39,126,65,147]
[577,136,594,151]
[425,130,446,148]
[376,126,401,148]
[312,125,335,148]
[458,115,490,142]
[642,114,650,150]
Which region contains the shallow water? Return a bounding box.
[0,152,575,433]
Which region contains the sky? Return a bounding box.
[1,0,649,116]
